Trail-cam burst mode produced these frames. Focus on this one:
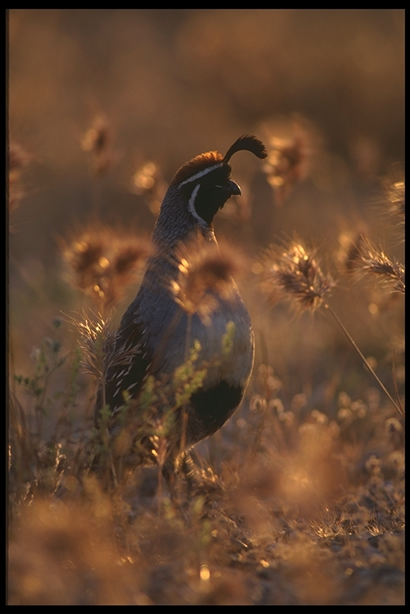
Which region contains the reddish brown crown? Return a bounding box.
[171,151,224,187]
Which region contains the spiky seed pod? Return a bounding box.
[258,241,335,312]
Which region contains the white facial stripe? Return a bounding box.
[178,163,223,187]
[188,184,207,225]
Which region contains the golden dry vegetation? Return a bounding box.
[8,9,404,605]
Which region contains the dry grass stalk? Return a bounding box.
[257,239,403,416]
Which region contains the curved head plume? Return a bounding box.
[171,135,267,187]
[222,134,268,164]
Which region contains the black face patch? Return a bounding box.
[181,165,236,225]
[192,184,232,225]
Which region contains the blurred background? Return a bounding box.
[8,9,404,409]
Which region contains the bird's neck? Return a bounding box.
[145,224,218,288]
[152,220,217,255]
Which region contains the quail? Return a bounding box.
[95,135,267,484]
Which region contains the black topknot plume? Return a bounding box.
[223,134,268,164]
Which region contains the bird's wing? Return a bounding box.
[94,311,153,422]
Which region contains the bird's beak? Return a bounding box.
[218,180,242,211]
[228,180,241,196]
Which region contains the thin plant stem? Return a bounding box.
[324,302,403,416]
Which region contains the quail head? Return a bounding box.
[95,135,267,482]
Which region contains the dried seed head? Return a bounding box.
[261,118,315,206]
[81,112,117,176]
[359,238,405,294]
[71,312,115,379]
[258,240,335,312]
[385,180,405,218]
[170,244,238,324]
[113,244,151,276]
[67,238,105,281]
[380,166,405,222]
[69,311,138,381]
[62,225,151,308]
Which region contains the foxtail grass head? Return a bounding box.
[257,240,335,313]
[359,238,405,294]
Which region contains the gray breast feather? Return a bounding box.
[136,284,254,387]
